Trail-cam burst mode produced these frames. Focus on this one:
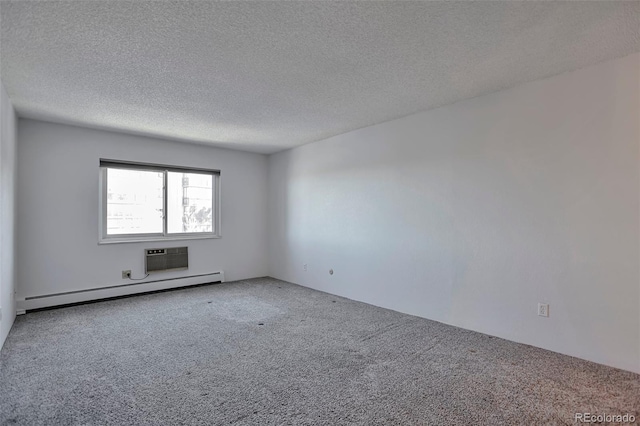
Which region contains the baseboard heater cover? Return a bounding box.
[17,271,224,313]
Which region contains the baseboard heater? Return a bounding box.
[17,271,224,314]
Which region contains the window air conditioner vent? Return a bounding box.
[145,247,188,274]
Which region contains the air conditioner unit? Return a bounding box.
[145,247,188,274]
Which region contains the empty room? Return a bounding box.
[1,1,639,424]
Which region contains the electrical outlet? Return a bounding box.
[122,270,131,279]
[303,264,307,272]
[538,303,549,317]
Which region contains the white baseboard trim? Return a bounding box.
[16,271,225,312]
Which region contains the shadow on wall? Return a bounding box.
[267,53,640,373]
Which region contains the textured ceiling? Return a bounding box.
[1,1,639,154]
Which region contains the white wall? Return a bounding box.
[0,79,18,350]
[268,53,640,373]
[17,120,268,304]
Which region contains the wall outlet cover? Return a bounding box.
[538,303,549,317]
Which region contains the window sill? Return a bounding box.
[98,234,221,245]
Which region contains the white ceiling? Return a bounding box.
[1,1,639,154]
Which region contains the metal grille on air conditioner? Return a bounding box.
[145,247,189,274]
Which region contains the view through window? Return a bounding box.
[101,161,219,240]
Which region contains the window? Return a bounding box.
[99,160,220,242]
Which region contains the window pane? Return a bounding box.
[167,172,213,233]
[106,168,164,235]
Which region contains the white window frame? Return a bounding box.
[99,159,221,244]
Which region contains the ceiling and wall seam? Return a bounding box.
[1,1,639,154]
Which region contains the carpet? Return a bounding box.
[1,277,638,425]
